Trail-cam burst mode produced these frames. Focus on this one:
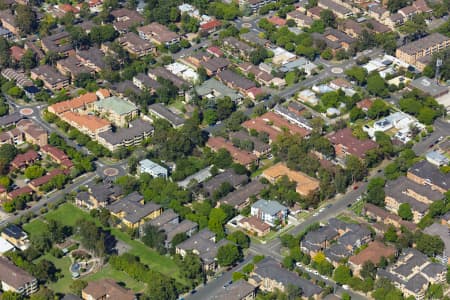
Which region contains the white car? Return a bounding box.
[313,213,319,217]
[312,270,319,275]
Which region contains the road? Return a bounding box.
[0,172,96,226]
[413,118,450,155]
[185,255,254,300]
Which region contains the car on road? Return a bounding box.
[343,285,350,290]
[326,204,332,208]
[438,136,444,141]
[347,203,352,207]
[312,270,319,275]
[313,212,319,216]
[353,185,358,190]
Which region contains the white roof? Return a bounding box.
[166,62,189,75]
[0,237,14,254]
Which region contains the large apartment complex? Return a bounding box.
[396,33,450,71]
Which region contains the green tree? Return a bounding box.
[286,284,302,300]
[320,9,336,28]
[398,203,413,221]
[366,177,385,206]
[384,225,397,242]
[360,261,376,279]
[345,66,367,85]
[367,99,389,119]
[333,265,352,285]
[415,233,444,257]
[321,48,333,60]
[177,252,205,288]
[208,208,227,239]
[426,284,443,299]
[16,4,37,34]
[227,231,250,249]
[217,243,242,266]
[367,74,387,97]
[24,165,45,180]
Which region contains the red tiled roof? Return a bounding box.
[356,99,373,110]
[41,145,68,162]
[48,92,98,114]
[349,240,396,266]
[30,169,67,187]
[267,16,287,26]
[7,186,33,199]
[207,46,223,57]
[327,128,377,159]
[200,19,222,31]
[206,136,257,166]
[10,46,25,61]
[10,150,39,169]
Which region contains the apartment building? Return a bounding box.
[395,33,450,71]
[30,65,69,91]
[0,257,37,296]
[137,22,180,46]
[93,96,138,127]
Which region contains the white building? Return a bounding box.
[139,159,168,178]
[251,199,288,226]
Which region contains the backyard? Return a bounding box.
[23,203,184,292]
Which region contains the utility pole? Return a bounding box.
[436,58,443,83]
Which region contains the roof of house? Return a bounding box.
[16,119,47,141]
[203,169,248,196]
[148,103,185,127]
[10,46,25,61]
[216,69,256,91]
[138,22,179,43]
[219,180,266,208]
[2,224,27,240]
[327,127,378,159]
[148,209,179,227]
[31,65,68,85]
[263,163,320,196]
[41,144,68,161]
[267,16,286,26]
[83,279,135,300]
[94,96,137,116]
[254,257,322,297]
[177,229,227,263]
[118,32,154,52]
[97,118,153,146]
[229,131,270,154]
[363,203,417,231]
[149,67,189,89]
[133,73,161,90]
[11,150,39,168]
[349,240,396,266]
[0,257,35,289]
[223,37,254,53]
[30,169,67,187]
[57,56,93,76]
[252,199,287,215]
[107,191,161,224]
[318,0,351,15]
[200,19,222,31]
[408,160,450,191]
[61,111,111,132]
[76,47,107,70]
[206,136,257,166]
[239,215,270,232]
[163,219,198,242]
[398,33,450,55]
[212,279,255,300]
[195,78,241,102]
[41,31,73,53]
[7,186,33,199]
[48,92,98,114]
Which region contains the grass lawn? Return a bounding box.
[23,219,48,237]
[85,264,146,292]
[45,203,97,227]
[111,229,184,284]
[35,253,73,294]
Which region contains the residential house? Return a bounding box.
[0,112,22,128]
[348,240,396,277]
[239,0,276,13]
[426,151,449,167]
[138,159,168,179]
[176,229,229,271]
[0,257,37,296]
[132,73,161,93]
[263,163,319,196]
[1,69,33,88]
[267,16,286,27]
[229,131,270,157]
[200,57,229,76]
[216,69,256,95]
[47,92,98,115]
[377,248,446,300]
[30,65,69,91]
[367,5,389,21]
[75,182,122,209]
[409,76,449,99]
[363,203,417,233]
[41,31,73,56]
[82,279,136,300]
[1,224,30,251]
[0,10,18,35]
[206,136,258,168]
[10,46,25,62]
[0,128,23,145]
[16,119,48,147]
[222,37,254,60]
[327,127,378,160]
[59,111,111,139]
[194,78,242,103]
[200,19,222,34]
[93,96,138,127]
[138,22,180,46]
[239,215,271,237]
[10,150,39,170]
[286,10,313,28]
[97,119,154,151]
[75,47,107,73]
[249,257,322,298]
[242,112,311,142]
[107,191,162,228]
[212,279,256,300]
[111,8,145,33]
[41,144,73,168]
[28,169,69,191]
[6,186,33,201]
[56,56,95,80]
[407,160,450,194]
[202,169,248,197]
[148,103,185,128]
[274,104,312,131]
[395,33,450,71]
[312,28,356,53]
[307,6,323,20]
[118,32,155,57]
[251,199,288,226]
[148,67,190,90]
[317,0,352,18]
